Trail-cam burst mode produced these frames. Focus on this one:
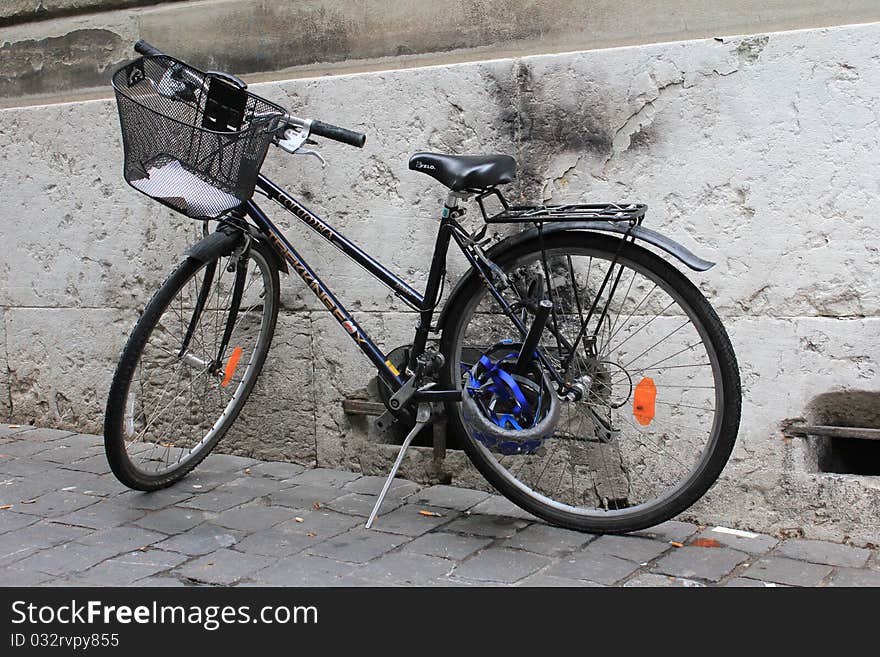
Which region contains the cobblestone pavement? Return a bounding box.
[2,426,879,587]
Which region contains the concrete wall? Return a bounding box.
[3,22,880,543]
[3,0,880,107]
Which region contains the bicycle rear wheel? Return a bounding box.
[104,237,279,490]
[440,231,741,533]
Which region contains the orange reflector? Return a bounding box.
[633,377,657,426]
[221,346,243,387]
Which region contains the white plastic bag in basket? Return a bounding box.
[131,159,241,217]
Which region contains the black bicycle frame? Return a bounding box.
[244,174,462,393]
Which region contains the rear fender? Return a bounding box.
[435,221,713,333]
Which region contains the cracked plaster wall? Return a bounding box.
[2,23,880,542]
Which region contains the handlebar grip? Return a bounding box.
[311,120,366,148]
[134,39,163,57]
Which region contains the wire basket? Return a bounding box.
[112,55,286,219]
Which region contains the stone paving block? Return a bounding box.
[652,546,749,582]
[268,484,346,510]
[219,476,284,496]
[13,490,98,518]
[325,492,402,518]
[0,566,53,586]
[517,574,603,587]
[252,554,355,586]
[427,577,491,587]
[233,529,317,558]
[370,504,458,537]
[0,425,36,438]
[725,577,783,587]
[180,471,238,493]
[245,461,306,480]
[342,475,421,499]
[32,444,96,465]
[0,439,59,458]
[0,477,63,505]
[588,534,672,564]
[13,542,121,576]
[71,474,128,499]
[403,532,493,561]
[197,453,259,474]
[154,524,244,556]
[775,538,871,568]
[624,573,705,587]
[305,527,408,563]
[287,468,361,489]
[411,484,491,511]
[452,547,551,583]
[274,510,363,541]
[469,495,540,521]
[502,522,594,556]
[546,551,639,585]
[742,557,833,587]
[52,499,147,529]
[633,521,700,544]
[689,526,778,555]
[357,552,456,585]
[134,507,209,534]
[0,457,56,476]
[24,429,79,442]
[177,548,275,585]
[74,526,166,553]
[177,489,265,512]
[120,488,195,510]
[211,504,296,532]
[132,576,186,587]
[0,527,67,564]
[0,521,91,561]
[76,549,188,586]
[827,567,880,587]
[0,510,38,534]
[59,453,112,475]
[442,513,530,538]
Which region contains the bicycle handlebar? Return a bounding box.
[131,40,366,149]
[309,120,366,148]
[134,39,163,57]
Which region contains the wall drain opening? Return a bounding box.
[787,391,880,476]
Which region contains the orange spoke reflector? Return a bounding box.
[633,377,657,426]
[221,346,243,388]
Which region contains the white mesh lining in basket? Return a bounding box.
[130,159,242,217]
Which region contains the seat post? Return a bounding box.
[442,190,468,216]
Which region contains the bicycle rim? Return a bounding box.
[119,246,275,478]
[446,238,735,526]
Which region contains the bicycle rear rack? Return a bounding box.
[475,187,647,225]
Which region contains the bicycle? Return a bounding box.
[103,40,741,534]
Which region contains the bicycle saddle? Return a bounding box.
[409,152,516,192]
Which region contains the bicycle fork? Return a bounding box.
[177,241,250,375]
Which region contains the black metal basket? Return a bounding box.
[111,55,286,219]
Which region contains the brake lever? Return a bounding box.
[278,127,326,167]
[297,147,326,168]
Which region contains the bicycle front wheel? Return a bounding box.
[440,231,741,533]
[104,237,280,490]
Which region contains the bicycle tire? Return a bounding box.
[104,238,280,490]
[440,230,741,533]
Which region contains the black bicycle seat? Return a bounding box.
[408,152,516,192]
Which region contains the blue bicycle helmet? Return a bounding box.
[460,341,560,455]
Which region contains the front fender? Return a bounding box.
[435,221,714,333]
[185,225,245,263]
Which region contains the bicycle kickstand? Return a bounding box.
[365,403,431,529]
